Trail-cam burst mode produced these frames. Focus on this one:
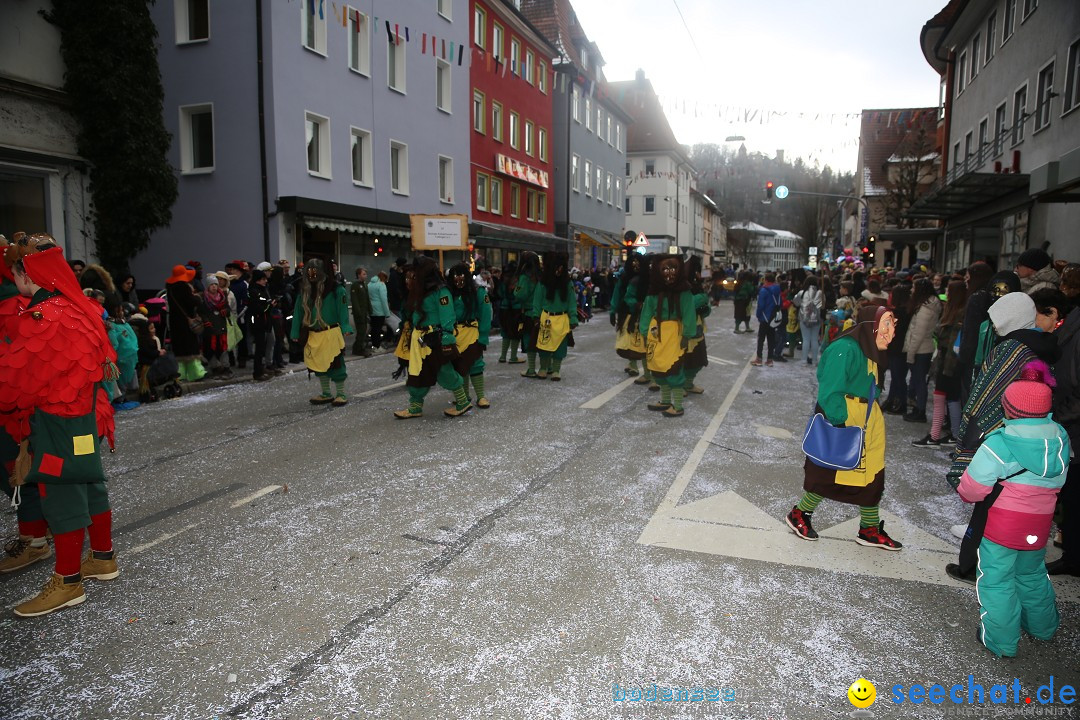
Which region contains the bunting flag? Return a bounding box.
[385,20,394,45]
[458,43,464,66]
[318,0,323,20]
[450,40,455,61]
[405,27,410,42]
[421,32,427,54]
[394,23,400,45]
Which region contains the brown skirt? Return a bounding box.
[499,309,522,339]
[802,398,886,507]
[405,331,456,389]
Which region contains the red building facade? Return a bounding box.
[469,0,558,263]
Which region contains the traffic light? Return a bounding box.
[867,235,876,264]
[623,230,636,248]
[764,181,775,200]
[861,245,870,263]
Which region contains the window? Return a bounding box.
[491,102,503,141]
[581,48,589,70]
[598,109,606,142]
[644,196,656,214]
[1003,0,1016,43]
[388,37,406,92]
[584,159,592,196]
[624,196,631,213]
[953,141,961,170]
[305,112,330,177]
[175,0,209,43]
[615,123,622,151]
[606,172,613,204]
[978,117,989,155]
[1023,0,1037,21]
[606,115,613,146]
[491,23,503,59]
[490,177,502,214]
[509,111,519,149]
[510,184,520,218]
[526,188,537,221]
[437,0,451,21]
[964,131,973,164]
[436,59,451,112]
[571,154,580,192]
[347,9,371,75]
[985,12,996,64]
[595,166,602,202]
[301,0,327,54]
[525,50,534,84]
[1066,39,1080,113]
[537,192,546,223]
[350,127,372,186]
[473,6,486,48]
[473,91,485,133]
[1035,61,1054,131]
[538,61,547,93]
[625,161,631,177]
[438,156,453,203]
[585,97,592,131]
[994,101,1008,155]
[970,34,980,80]
[510,39,521,76]
[538,127,547,162]
[1012,84,1028,145]
[571,87,580,123]
[390,140,408,194]
[615,178,622,209]
[179,104,214,173]
[524,120,534,156]
[957,51,968,95]
[645,159,655,175]
[476,173,489,211]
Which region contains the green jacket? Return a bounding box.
[816,336,877,425]
[532,281,578,324]
[515,276,539,318]
[735,282,756,302]
[350,281,372,320]
[692,292,711,319]
[639,291,697,338]
[454,286,493,346]
[290,284,353,340]
[411,287,457,346]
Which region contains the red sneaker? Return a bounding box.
[785,507,819,541]
[856,522,903,551]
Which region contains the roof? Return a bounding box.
[858,108,940,196]
[920,0,968,73]
[728,221,776,235]
[607,73,690,164]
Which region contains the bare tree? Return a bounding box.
[875,127,939,230]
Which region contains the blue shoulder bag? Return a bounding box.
[801,379,876,471]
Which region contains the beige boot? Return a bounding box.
[80,549,119,581]
[0,535,52,574]
[14,573,85,617]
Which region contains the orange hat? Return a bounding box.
[166,265,196,284]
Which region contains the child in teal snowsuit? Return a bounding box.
[956,363,1069,657]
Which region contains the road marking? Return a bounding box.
[354,381,406,399]
[580,377,637,410]
[707,355,739,366]
[652,359,754,514]
[127,524,198,555]
[230,484,282,508]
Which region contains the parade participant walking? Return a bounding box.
[785,305,903,550]
[496,262,525,364]
[957,364,1068,657]
[165,264,207,382]
[289,258,353,406]
[350,267,373,357]
[533,251,578,381]
[515,252,542,378]
[0,236,119,616]
[733,271,754,334]
[611,254,652,384]
[393,256,471,418]
[682,256,710,395]
[638,255,696,417]
[448,263,492,408]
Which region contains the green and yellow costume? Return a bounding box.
[454,286,493,405]
[515,274,540,376]
[290,283,353,403]
[639,291,696,413]
[683,289,711,392]
[396,287,470,417]
[532,280,578,379]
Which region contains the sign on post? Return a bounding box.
[775,185,789,200]
[410,214,468,250]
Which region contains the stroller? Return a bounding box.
[138,293,183,400]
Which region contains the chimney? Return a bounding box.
[635,68,645,83]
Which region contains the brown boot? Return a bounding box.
[81,549,119,581]
[14,573,85,617]
[0,535,52,574]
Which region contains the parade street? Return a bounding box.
[1,307,1077,720]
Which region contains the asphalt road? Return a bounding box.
[1,302,1077,720]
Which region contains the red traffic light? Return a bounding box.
[764,181,775,200]
[862,247,869,253]
[766,181,774,189]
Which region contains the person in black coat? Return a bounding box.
[165,265,207,381]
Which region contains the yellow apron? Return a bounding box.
[303,326,345,373]
[687,318,706,353]
[615,316,647,354]
[455,321,480,353]
[394,323,413,361]
[834,360,885,487]
[645,319,683,374]
[536,311,570,352]
[407,325,434,377]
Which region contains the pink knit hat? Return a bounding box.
[1002,360,1055,419]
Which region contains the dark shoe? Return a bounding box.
[903,411,928,423]
[1045,558,1080,576]
[331,395,348,407]
[911,434,941,448]
[647,402,672,412]
[633,376,650,385]
[774,356,788,363]
[946,562,977,585]
[856,522,903,550]
[662,406,684,417]
[785,507,819,541]
[253,374,271,382]
[883,400,905,416]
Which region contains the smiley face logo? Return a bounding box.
[847,678,876,709]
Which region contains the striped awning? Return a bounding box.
[303,216,411,238]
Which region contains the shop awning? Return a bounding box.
[575,230,620,248]
[469,221,563,252]
[905,172,1029,220]
[303,216,411,238]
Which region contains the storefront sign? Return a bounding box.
[495,154,549,189]
[410,214,468,250]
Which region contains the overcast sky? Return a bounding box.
[572,0,946,173]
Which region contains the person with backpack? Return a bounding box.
[793,276,823,365]
[751,273,782,367]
